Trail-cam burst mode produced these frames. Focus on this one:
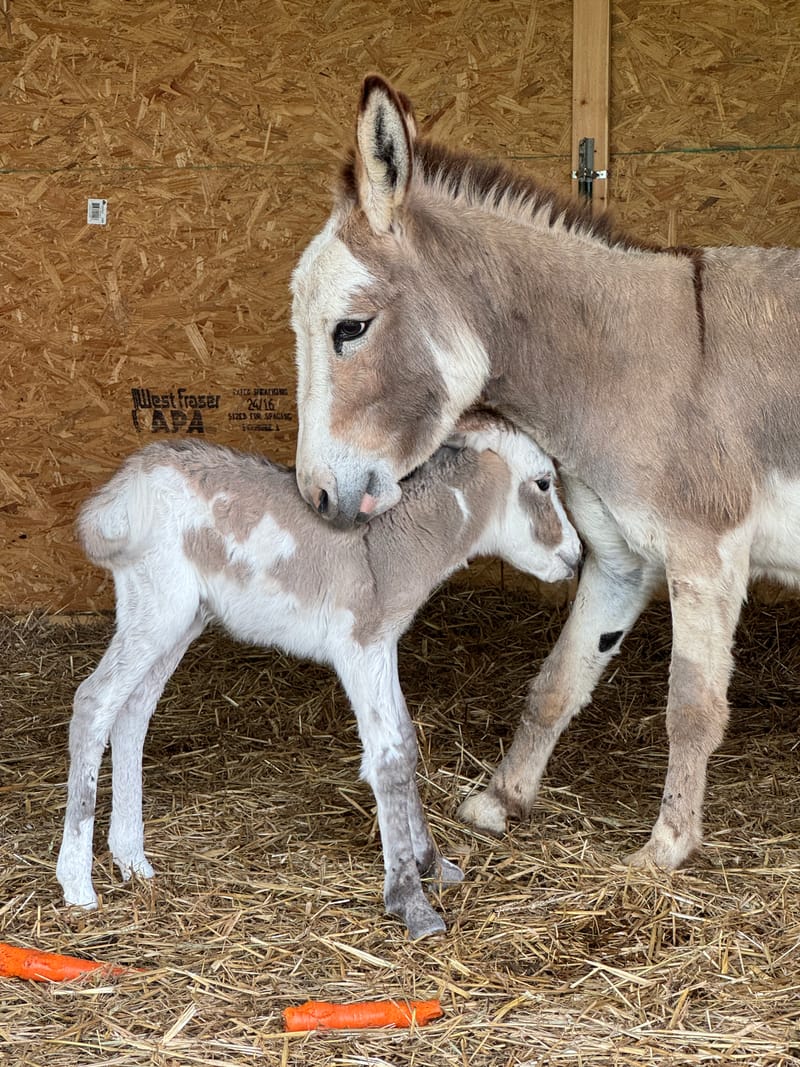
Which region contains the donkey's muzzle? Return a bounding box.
[300,478,402,528]
[300,477,370,527]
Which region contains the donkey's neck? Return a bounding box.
[418,201,701,475]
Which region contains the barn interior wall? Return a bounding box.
[1,0,798,612]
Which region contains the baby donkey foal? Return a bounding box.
[57,412,580,938]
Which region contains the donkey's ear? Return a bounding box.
[355,75,415,234]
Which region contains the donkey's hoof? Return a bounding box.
[625,820,699,871]
[625,837,693,872]
[423,855,465,885]
[623,845,661,871]
[457,791,507,836]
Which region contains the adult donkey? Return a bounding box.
[291,75,800,871]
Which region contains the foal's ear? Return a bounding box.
[355,75,415,234]
[451,409,508,453]
[444,430,467,450]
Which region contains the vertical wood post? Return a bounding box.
[572,0,610,210]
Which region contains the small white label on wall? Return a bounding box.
[87,198,108,225]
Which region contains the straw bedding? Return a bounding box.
[1,585,798,1066]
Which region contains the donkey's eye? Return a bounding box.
[333,319,371,354]
[535,477,551,492]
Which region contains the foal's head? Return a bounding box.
[291,75,491,526]
[453,411,582,582]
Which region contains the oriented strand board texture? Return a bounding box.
[1,0,799,611]
[611,0,800,246]
[0,0,573,612]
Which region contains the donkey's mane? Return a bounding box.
[340,139,679,255]
[414,139,629,248]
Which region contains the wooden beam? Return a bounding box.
[572,0,610,210]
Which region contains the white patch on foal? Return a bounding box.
[449,486,471,522]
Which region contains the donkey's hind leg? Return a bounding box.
[627,543,747,869]
[459,548,658,836]
[108,611,206,882]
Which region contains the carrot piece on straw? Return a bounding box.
[0,941,127,982]
[283,998,443,1032]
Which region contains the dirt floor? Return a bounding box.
[1,584,799,1066]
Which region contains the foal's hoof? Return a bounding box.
[423,855,465,885]
[57,863,99,911]
[114,855,155,883]
[387,895,447,940]
[404,901,447,941]
[457,791,507,836]
[61,886,99,911]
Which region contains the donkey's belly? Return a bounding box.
[749,475,800,583]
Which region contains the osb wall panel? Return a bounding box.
[0,0,573,612]
[1,0,798,612]
[610,0,800,247]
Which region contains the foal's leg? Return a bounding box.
[628,541,747,869]
[336,641,452,939]
[57,571,199,907]
[57,633,166,907]
[406,784,464,886]
[108,612,205,882]
[459,547,658,836]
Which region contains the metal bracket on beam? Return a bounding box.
[571,137,608,201]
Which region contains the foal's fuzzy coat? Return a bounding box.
[56,417,580,938]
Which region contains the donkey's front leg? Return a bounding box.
[336,643,449,939]
[628,550,746,869]
[459,549,658,836]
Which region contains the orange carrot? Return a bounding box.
[283,998,443,1031]
[0,941,127,982]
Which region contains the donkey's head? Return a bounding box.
[292,75,490,526]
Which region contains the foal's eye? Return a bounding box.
[333,319,371,353]
[535,477,551,492]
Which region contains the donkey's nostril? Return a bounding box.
[317,489,329,516]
